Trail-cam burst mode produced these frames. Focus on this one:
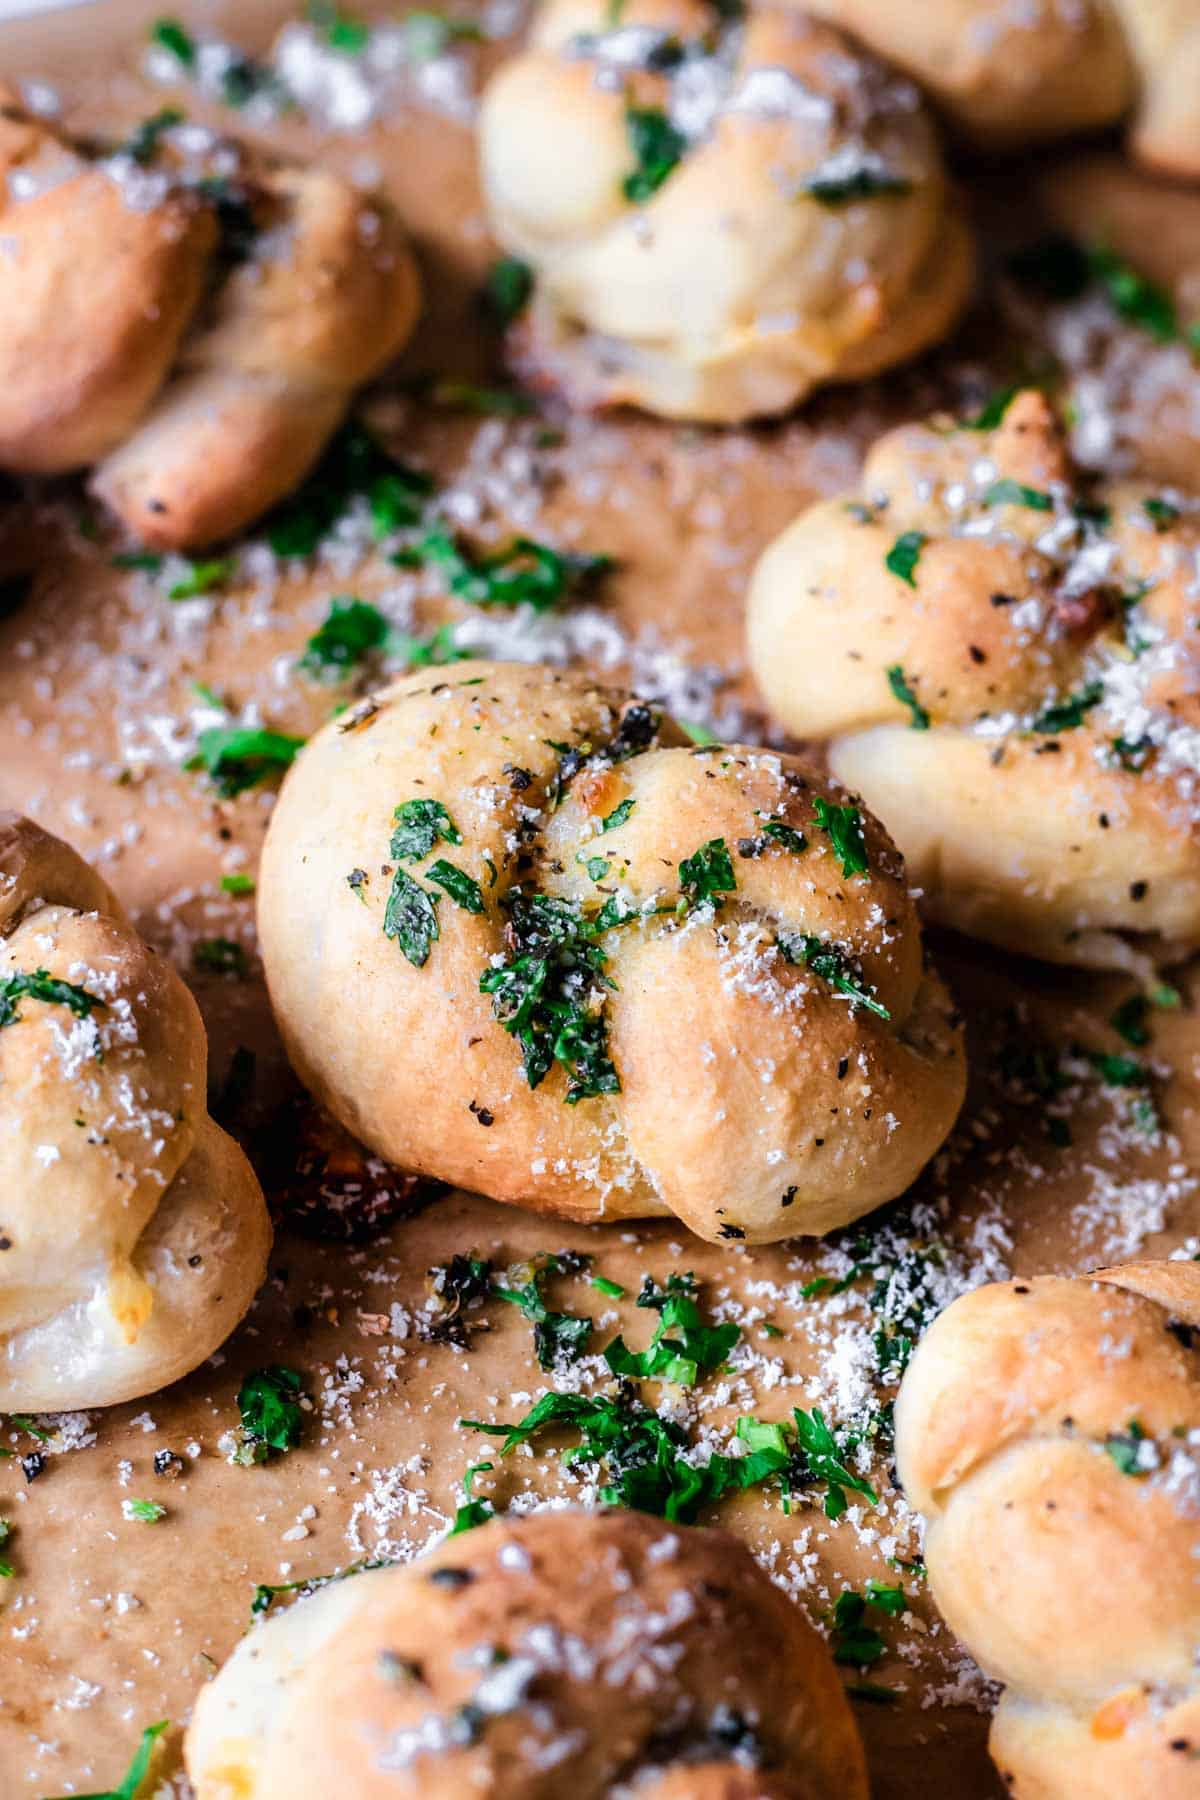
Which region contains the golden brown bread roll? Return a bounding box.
[91,163,420,550]
[185,1508,868,1799]
[0,812,271,1409]
[0,92,420,549]
[0,88,217,473]
[803,0,1200,174]
[256,660,965,1244]
[895,1261,1200,1797]
[478,0,972,423]
[747,388,1200,970]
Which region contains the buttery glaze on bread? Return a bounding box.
[747,389,1200,971]
[0,93,419,549]
[0,813,270,1408]
[478,0,972,423]
[186,1508,869,1799]
[257,661,965,1244]
[803,0,1200,174]
[895,1261,1200,1797]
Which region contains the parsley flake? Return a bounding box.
[427,860,484,914]
[383,868,440,967]
[777,934,890,1020]
[983,478,1053,512]
[484,255,534,327]
[480,893,619,1102]
[0,970,102,1030]
[802,168,911,206]
[390,798,461,862]
[186,726,305,798]
[299,597,390,678]
[678,838,736,907]
[622,104,686,203]
[1032,681,1103,733]
[123,1498,166,1523]
[236,1366,304,1461]
[813,797,869,877]
[603,1273,739,1387]
[886,664,930,730]
[885,530,925,587]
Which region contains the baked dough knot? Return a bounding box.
[802,0,1200,173]
[257,660,965,1244]
[895,1260,1200,1798]
[0,88,420,548]
[0,812,270,1409]
[747,388,1200,970]
[478,0,973,422]
[185,1508,869,1799]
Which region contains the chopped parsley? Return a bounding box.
[603,1273,739,1386]
[299,597,390,678]
[51,1719,170,1800]
[484,255,534,327]
[220,873,255,896]
[622,104,686,203]
[493,1254,592,1370]
[401,9,483,61]
[432,380,535,417]
[983,478,1053,512]
[389,623,470,669]
[1110,993,1151,1047]
[235,1366,304,1462]
[425,1254,493,1345]
[480,892,619,1102]
[123,1497,166,1523]
[0,970,102,1030]
[1031,681,1103,733]
[966,386,1017,430]
[885,530,925,587]
[812,797,868,878]
[831,1584,904,1667]
[1009,234,1194,347]
[151,17,195,64]
[192,937,248,976]
[777,934,890,1021]
[447,1462,495,1536]
[601,798,635,832]
[886,664,930,730]
[1143,496,1181,531]
[427,860,484,914]
[413,528,613,612]
[1089,244,1179,342]
[0,1519,13,1579]
[591,1274,626,1299]
[678,837,736,908]
[383,868,440,967]
[462,1392,875,1524]
[121,108,183,165]
[1104,1420,1150,1475]
[186,725,305,798]
[166,556,233,600]
[802,168,911,206]
[266,423,432,557]
[390,798,461,860]
[761,820,808,854]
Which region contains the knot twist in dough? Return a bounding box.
[0,813,270,1409]
[0,91,420,548]
[804,0,1200,174]
[257,661,965,1244]
[478,0,972,422]
[895,1260,1200,1797]
[186,1508,869,1799]
[747,388,1200,970]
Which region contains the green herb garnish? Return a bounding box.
[427,860,484,914]
[383,869,439,967]
[415,528,613,612]
[678,838,736,907]
[51,1719,170,1800]
[124,1498,166,1523]
[1032,681,1103,733]
[299,597,390,678]
[121,108,183,164]
[966,387,1017,430]
[777,935,890,1020]
[0,970,102,1030]
[236,1367,304,1461]
[983,478,1053,512]
[151,17,195,64]
[622,104,685,203]
[167,557,233,600]
[886,665,930,730]
[484,255,534,327]
[813,797,868,878]
[603,1273,739,1387]
[267,424,432,557]
[1143,496,1181,531]
[601,798,635,832]
[761,820,808,854]
[1105,1420,1150,1475]
[802,168,911,206]
[480,892,619,1102]
[187,726,304,798]
[885,530,925,587]
[192,937,248,976]
[447,1461,495,1536]
[220,873,255,896]
[493,1254,592,1370]
[390,798,461,861]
